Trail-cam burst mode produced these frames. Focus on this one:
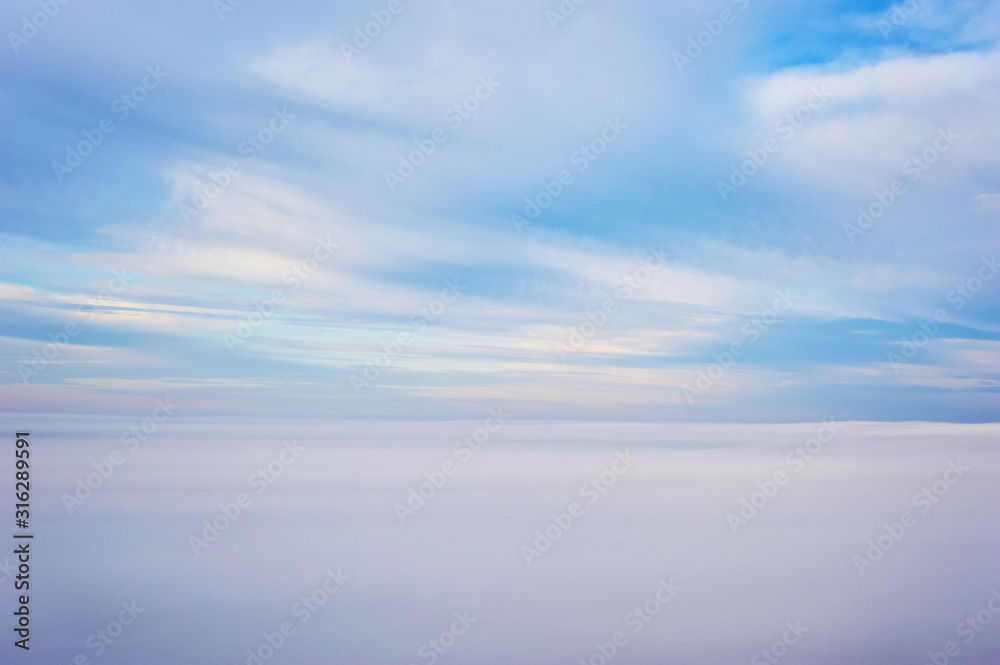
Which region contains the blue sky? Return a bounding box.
[1,0,999,421]
[2,5,1000,664]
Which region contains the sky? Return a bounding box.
[0,0,998,423]
[1,2,1000,664]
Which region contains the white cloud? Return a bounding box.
[743,49,1000,193]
